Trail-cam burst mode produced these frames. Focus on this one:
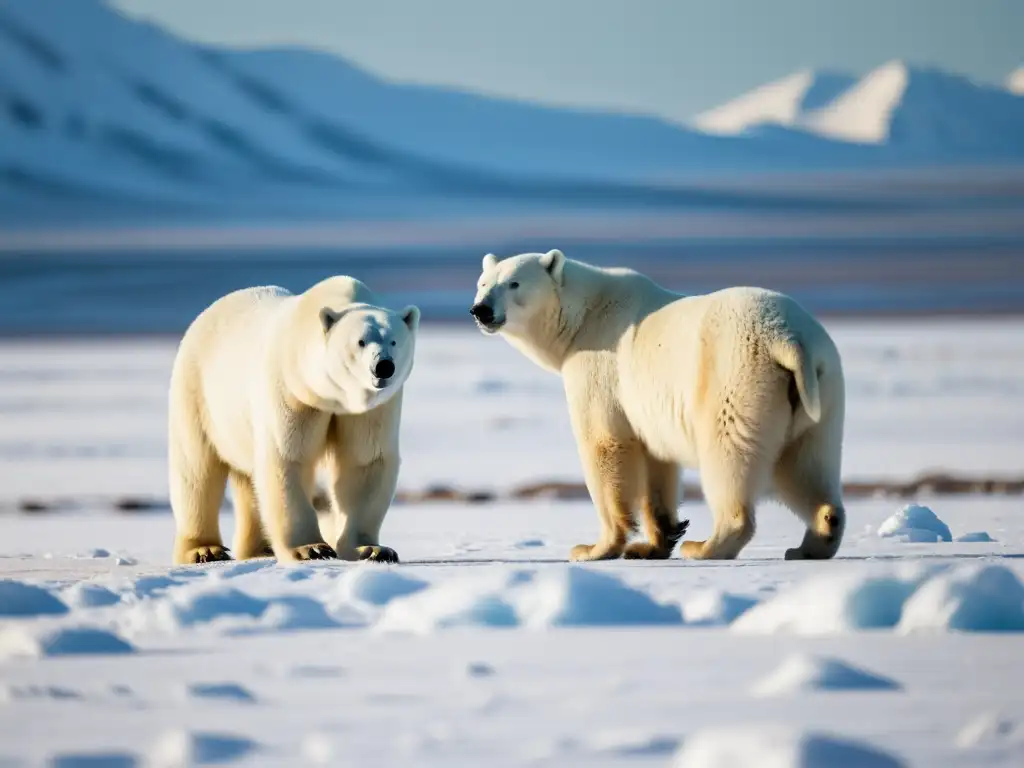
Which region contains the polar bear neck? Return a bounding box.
[503,259,676,374]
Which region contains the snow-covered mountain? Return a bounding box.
[692,70,855,136]
[693,60,1024,160]
[1,0,1022,223]
[0,0,879,219]
[802,61,1024,155]
[1008,67,1024,95]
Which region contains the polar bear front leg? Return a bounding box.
[254,455,336,562]
[327,455,401,564]
[569,438,642,562]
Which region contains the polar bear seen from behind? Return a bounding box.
[470,249,846,562]
[168,276,419,565]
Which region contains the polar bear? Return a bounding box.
[470,249,846,562]
[168,276,419,565]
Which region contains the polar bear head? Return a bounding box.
[470,249,565,336]
[319,302,420,410]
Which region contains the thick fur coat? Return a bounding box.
[471,250,846,562]
[168,276,419,565]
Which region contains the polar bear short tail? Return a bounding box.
[770,337,822,423]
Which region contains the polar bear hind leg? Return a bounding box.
[623,454,689,559]
[683,447,760,560]
[682,397,791,560]
[773,419,846,560]
[229,471,273,560]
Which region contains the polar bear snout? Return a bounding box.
[470,302,503,332]
[373,358,396,381]
[470,303,494,324]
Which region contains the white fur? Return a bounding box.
[168,276,420,565]
[472,249,846,562]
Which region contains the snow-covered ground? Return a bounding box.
[1,319,1023,767]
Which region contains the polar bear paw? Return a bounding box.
[356,545,400,564]
[291,543,338,561]
[623,542,671,559]
[183,545,232,564]
[623,519,690,559]
[568,543,623,562]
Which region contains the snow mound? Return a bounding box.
[672,728,906,767]
[0,626,134,660]
[63,582,122,608]
[694,70,854,136]
[337,566,429,607]
[129,575,190,598]
[957,531,996,543]
[752,654,901,696]
[731,567,934,635]
[512,567,683,628]
[0,579,69,617]
[734,563,1024,636]
[124,584,267,633]
[877,504,952,542]
[376,567,681,632]
[148,730,259,767]
[212,560,275,579]
[249,596,346,631]
[898,564,1024,633]
[183,682,256,704]
[681,589,760,626]
[376,570,520,633]
[956,711,1024,748]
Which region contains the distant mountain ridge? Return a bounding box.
[0,0,1022,224]
[694,60,1024,160]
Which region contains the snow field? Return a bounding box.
[0,319,1023,765]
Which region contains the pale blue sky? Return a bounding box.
[111,0,1022,123]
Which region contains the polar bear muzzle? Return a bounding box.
[470,300,503,332]
[372,357,396,386]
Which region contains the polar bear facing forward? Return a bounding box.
[168,276,419,565]
[470,250,846,562]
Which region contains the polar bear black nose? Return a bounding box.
[374,359,396,380]
[470,303,494,324]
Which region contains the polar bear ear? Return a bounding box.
[401,305,421,332]
[539,249,565,285]
[482,253,498,272]
[319,308,340,334]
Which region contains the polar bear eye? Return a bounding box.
[358,340,366,348]
[390,340,396,347]
[509,281,519,290]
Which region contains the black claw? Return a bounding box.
[358,546,399,563]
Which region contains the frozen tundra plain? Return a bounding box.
[0,319,1023,767]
